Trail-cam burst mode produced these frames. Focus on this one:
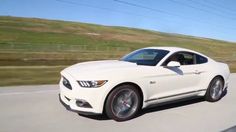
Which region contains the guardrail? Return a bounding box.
[0,42,235,61]
[0,42,132,53]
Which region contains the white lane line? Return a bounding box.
[0,89,58,96]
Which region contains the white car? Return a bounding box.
[59,47,230,121]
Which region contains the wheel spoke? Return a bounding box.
[125,103,131,108]
[115,107,123,117]
[215,80,220,86]
[125,91,134,100]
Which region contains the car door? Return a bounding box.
[146,52,203,103]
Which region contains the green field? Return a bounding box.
[0,16,235,86]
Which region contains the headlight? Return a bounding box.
[78,80,108,88]
[62,77,72,90]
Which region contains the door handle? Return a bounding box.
[194,70,201,74]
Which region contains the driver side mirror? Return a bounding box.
[167,61,181,67]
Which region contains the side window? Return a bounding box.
[162,52,194,66]
[178,52,194,65]
[196,54,208,64]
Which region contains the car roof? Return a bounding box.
[143,46,210,59]
[143,46,193,52]
[144,47,189,52]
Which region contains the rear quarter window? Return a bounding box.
[196,54,208,64]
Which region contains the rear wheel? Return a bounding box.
[105,85,141,121]
[205,76,224,102]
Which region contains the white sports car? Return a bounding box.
[59,47,230,121]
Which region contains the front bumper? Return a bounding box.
[59,71,109,114]
[59,94,99,115]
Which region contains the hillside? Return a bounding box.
[0,16,235,86]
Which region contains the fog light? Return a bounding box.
[76,99,92,108]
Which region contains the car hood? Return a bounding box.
[62,60,137,79]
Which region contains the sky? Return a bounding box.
[0,0,236,42]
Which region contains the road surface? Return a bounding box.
[0,74,236,132]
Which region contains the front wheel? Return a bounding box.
[205,76,224,102]
[105,85,141,121]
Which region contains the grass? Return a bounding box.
[0,16,235,86]
[0,66,65,86]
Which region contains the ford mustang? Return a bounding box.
[59,47,230,121]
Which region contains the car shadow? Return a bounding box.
[137,97,205,118]
[165,67,183,75]
[77,88,228,121]
[78,113,110,120]
[136,88,228,119]
[222,125,236,132]
[78,97,205,121]
[222,87,228,98]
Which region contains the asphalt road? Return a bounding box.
[0,74,236,132]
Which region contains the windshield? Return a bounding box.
[121,49,169,66]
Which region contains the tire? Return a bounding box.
[205,76,224,102]
[105,84,141,121]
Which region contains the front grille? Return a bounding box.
[62,77,72,90]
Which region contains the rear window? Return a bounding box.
[196,54,208,64]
